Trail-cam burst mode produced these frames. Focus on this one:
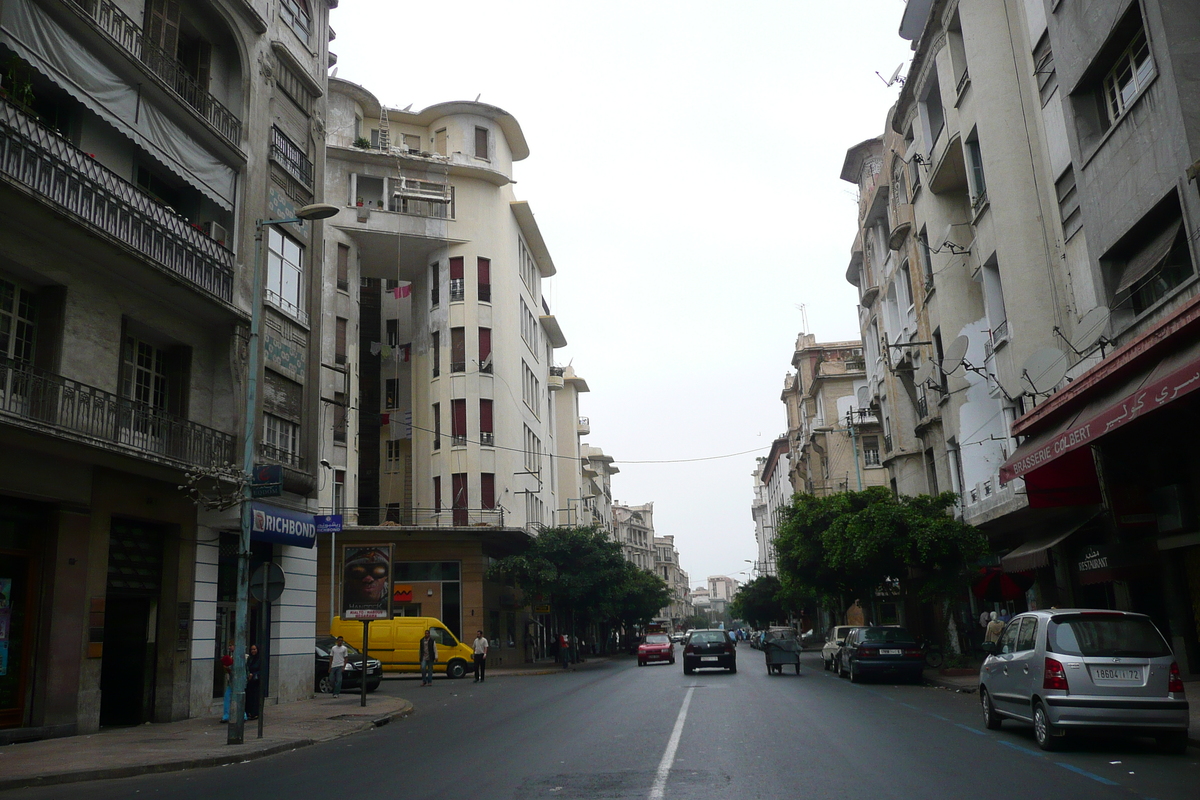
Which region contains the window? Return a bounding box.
[333,469,345,514]
[336,244,350,291]
[333,391,347,442]
[0,279,38,364]
[434,128,447,156]
[264,413,300,466]
[523,425,541,473]
[1016,618,1038,652]
[386,319,399,348]
[474,127,489,159]
[1033,33,1058,107]
[452,473,468,525]
[920,73,945,149]
[479,399,494,446]
[449,257,465,302]
[520,299,540,355]
[965,132,987,209]
[433,475,441,511]
[481,473,496,510]
[1056,167,1082,241]
[479,328,492,373]
[431,330,440,377]
[918,227,933,291]
[518,237,539,298]
[430,263,440,307]
[1102,25,1154,125]
[981,256,1008,345]
[276,59,313,116]
[451,399,467,447]
[522,361,541,416]
[1109,206,1192,315]
[385,379,399,409]
[478,257,491,303]
[335,318,347,365]
[450,327,465,373]
[121,334,168,411]
[269,126,313,188]
[266,227,305,322]
[280,0,311,44]
[432,403,441,450]
[402,134,421,153]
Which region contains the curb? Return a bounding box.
[0,701,413,792]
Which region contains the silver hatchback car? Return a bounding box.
[979,609,1189,752]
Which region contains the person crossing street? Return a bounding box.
[472,630,489,682]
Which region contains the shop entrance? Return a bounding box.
[99,519,166,728]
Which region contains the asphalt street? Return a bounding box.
[6,646,1197,799]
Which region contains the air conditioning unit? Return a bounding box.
[201,221,228,246]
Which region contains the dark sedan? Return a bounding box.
[838,626,924,683]
[315,636,382,694]
[683,629,737,674]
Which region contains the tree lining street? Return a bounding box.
[8,648,1195,800]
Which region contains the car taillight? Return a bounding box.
[858,646,873,659]
[1043,657,1069,691]
[1169,662,1185,694]
[903,648,923,659]
[684,644,695,655]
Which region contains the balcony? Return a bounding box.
[451,434,467,447]
[449,278,465,302]
[479,431,494,446]
[884,434,893,453]
[0,97,235,304]
[270,126,313,188]
[350,506,507,528]
[577,416,590,436]
[67,0,242,147]
[917,395,929,419]
[0,357,234,469]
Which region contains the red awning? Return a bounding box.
[1001,336,1200,484]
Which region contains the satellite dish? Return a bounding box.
[996,371,1026,400]
[888,63,904,85]
[941,335,970,374]
[856,386,870,408]
[1074,306,1111,350]
[1020,347,1069,394]
[913,360,934,385]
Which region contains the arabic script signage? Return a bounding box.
[1001,354,1200,482]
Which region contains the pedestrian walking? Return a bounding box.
[984,612,1005,645]
[419,628,438,686]
[329,636,349,697]
[472,630,489,682]
[245,644,262,720]
[219,642,234,722]
[559,633,570,669]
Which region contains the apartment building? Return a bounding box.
[781,334,887,496]
[613,501,655,570]
[0,0,334,738]
[653,535,690,626]
[313,78,579,658]
[750,436,790,577]
[844,0,1200,672]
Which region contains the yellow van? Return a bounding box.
[330,616,475,679]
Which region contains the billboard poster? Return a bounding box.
[342,545,392,620]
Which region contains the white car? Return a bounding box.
[822,625,858,671]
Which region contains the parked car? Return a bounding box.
[683,629,737,674]
[822,625,858,671]
[315,636,382,694]
[670,631,685,644]
[838,626,924,683]
[638,633,676,666]
[978,609,1189,753]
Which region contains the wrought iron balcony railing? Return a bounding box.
[0,357,235,468]
[270,126,313,188]
[257,442,306,471]
[338,506,506,528]
[0,96,235,304]
[68,0,242,146]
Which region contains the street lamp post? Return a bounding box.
[228,203,338,745]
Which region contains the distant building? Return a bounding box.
[613,501,655,570]
[654,535,691,625]
[751,436,791,576]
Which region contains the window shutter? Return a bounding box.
[479,399,493,433]
[433,476,441,510]
[479,327,491,362]
[452,399,466,437]
[449,257,464,281]
[481,473,495,510]
[477,257,490,286]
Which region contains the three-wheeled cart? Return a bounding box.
[762,628,801,675]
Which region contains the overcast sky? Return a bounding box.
[329,0,915,587]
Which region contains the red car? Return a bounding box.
[638,633,675,666]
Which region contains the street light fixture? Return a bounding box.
[229,202,338,745]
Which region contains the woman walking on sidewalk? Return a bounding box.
[245,644,262,720]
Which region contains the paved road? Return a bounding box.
[7,647,1196,799]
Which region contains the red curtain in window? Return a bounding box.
[452,473,468,526]
[479,399,493,433]
[449,256,464,280]
[481,473,495,510]
[479,327,491,362]
[433,475,441,510]
[452,399,466,437]
[450,327,465,370]
[478,257,490,286]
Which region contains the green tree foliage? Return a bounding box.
[681,614,711,630]
[729,575,786,628]
[773,488,987,606]
[487,526,671,631]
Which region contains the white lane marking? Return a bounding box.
[648,686,695,800]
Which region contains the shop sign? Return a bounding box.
[251,502,317,548]
[250,464,283,498]
[314,514,343,533]
[1075,542,1148,575]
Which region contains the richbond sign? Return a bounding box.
[251,502,317,548]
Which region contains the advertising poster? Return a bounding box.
[342,545,392,620]
[0,641,7,677]
[0,578,11,642]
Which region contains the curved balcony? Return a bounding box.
[0,96,235,304]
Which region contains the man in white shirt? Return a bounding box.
[329,636,349,697]
[472,630,489,683]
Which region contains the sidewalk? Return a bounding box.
[0,657,614,792]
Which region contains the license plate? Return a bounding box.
[879,649,902,655]
[1092,667,1140,681]
[701,656,718,662]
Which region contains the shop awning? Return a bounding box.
[1000,335,1200,485]
[1000,513,1100,573]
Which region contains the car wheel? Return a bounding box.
[849,659,861,683]
[1157,731,1189,755]
[446,659,468,680]
[837,656,846,678]
[795,664,801,675]
[317,675,333,694]
[684,665,693,675]
[729,662,737,674]
[823,657,831,671]
[365,679,381,694]
[638,660,644,667]
[1033,702,1063,751]
[980,687,1002,730]
[670,658,675,665]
